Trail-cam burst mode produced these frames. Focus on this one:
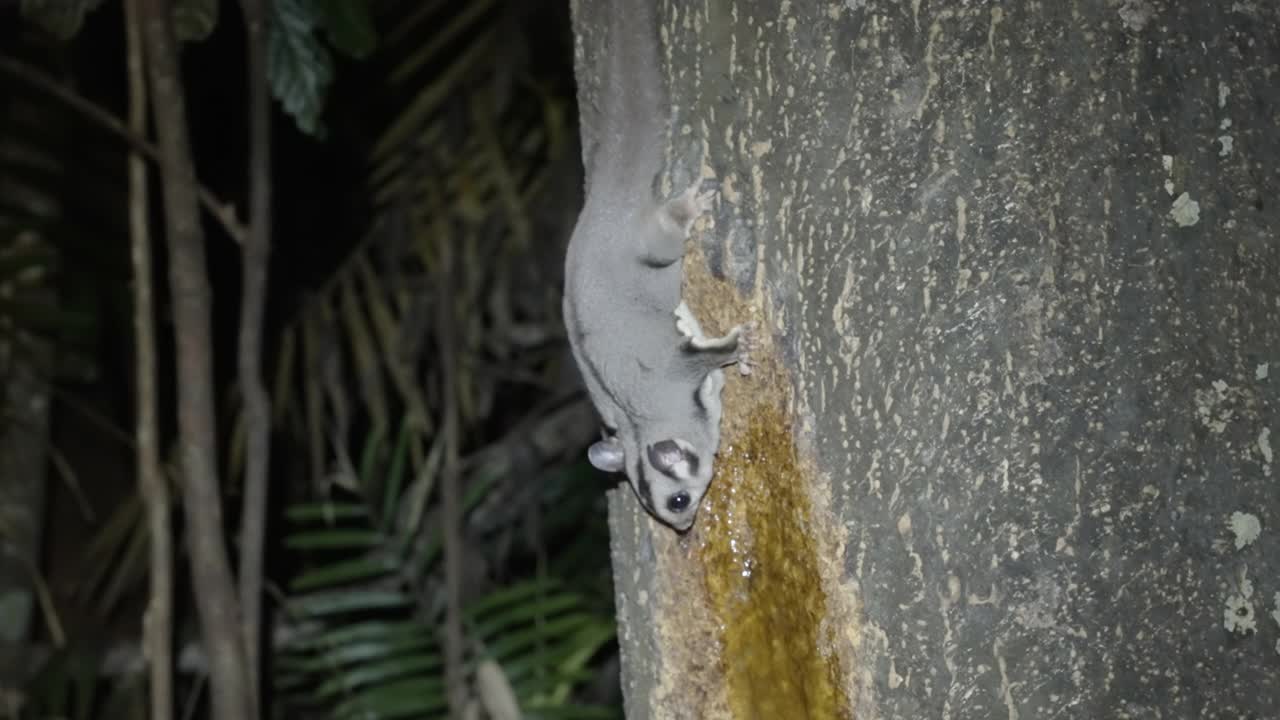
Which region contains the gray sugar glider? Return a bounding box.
[562,0,751,531]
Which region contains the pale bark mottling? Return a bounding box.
[587,1,1280,718]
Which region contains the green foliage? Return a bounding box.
[278,577,618,719]
[0,46,106,389]
[269,0,378,137]
[0,231,99,381]
[260,4,612,713]
[20,644,145,720]
[317,0,378,59]
[275,423,619,720]
[269,0,336,137]
[262,0,578,495]
[17,0,103,41]
[7,2,610,718]
[19,0,374,137]
[20,0,217,45]
[172,0,220,43]
[75,492,148,618]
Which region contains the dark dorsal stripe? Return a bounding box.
[634,455,652,510]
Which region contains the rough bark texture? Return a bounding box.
[139,2,253,719]
[584,1,1280,718]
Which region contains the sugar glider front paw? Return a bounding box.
[674,300,704,341]
[675,301,738,352]
[661,180,716,237]
[675,301,757,375]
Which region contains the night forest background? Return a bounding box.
[0,0,618,718]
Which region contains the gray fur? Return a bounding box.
[563,0,749,531]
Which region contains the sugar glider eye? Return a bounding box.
[666,492,691,513]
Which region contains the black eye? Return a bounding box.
[666,492,691,513]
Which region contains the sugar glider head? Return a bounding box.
[585,357,729,531]
[588,432,716,532]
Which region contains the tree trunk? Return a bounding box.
[125,0,174,716]
[579,1,1280,718]
[138,2,254,719]
[235,0,273,709]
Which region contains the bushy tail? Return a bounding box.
[592,0,666,183]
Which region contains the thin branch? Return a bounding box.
[235,0,273,712]
[0,54,247,245]
[138,3,254,719]
[124,0,173,718]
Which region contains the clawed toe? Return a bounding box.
[736,321,759,376]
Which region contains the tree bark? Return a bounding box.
[137,2,254,719]
[124,0,174,717]
[583,1,1280,718]
[235,0,272,710]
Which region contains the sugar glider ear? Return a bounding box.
[588,438,625,473]
[647,439,698,478]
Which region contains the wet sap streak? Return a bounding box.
[697,406,850,720]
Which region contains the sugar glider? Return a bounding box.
[562,0,751,530]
